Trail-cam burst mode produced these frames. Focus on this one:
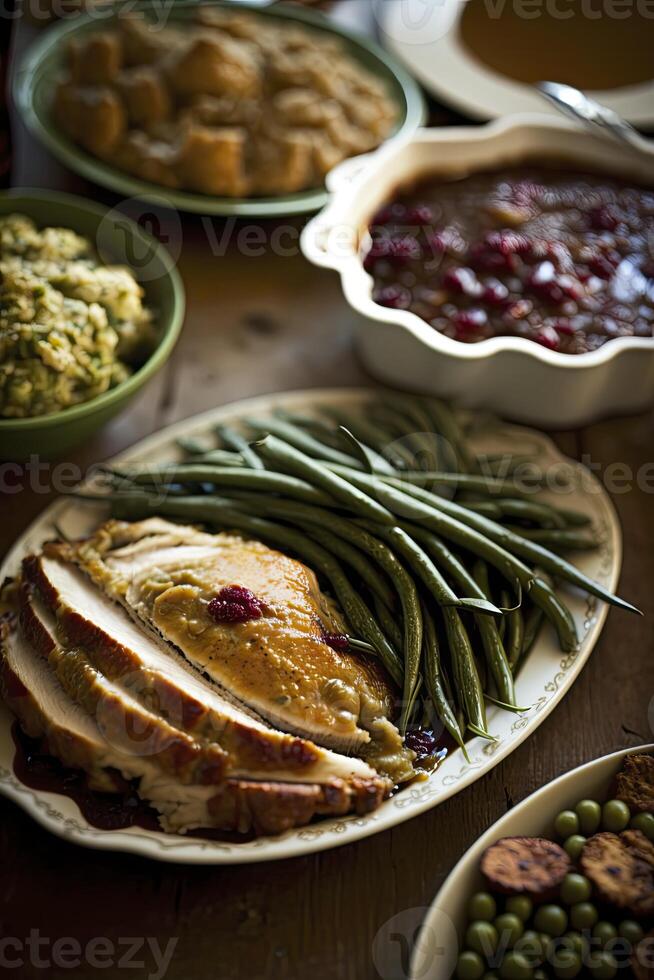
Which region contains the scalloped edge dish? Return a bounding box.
[301,117,654,426]
[0,388,622,863]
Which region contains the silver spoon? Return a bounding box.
[537,81,650,154]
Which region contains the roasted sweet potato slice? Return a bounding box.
[481,836,571,898]
[614,753,654,814]
[580,830,654,917]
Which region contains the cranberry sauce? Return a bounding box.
[208,585,264,624]
[364,167,654,354]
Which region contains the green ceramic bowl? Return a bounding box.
[0,189,185,460]
[14,0,426,218]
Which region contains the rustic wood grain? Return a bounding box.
[1,10,653,980]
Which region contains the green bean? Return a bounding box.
[373,594,403,652]
[196,449,247,467]
[472,559,493,601]
[490,498,568,529]
[244,416,358,468]
[421,606,467,753]
[274,410,348,449]
[320,408,394,455]
[346,470,636,614]
[336,427,397,476]
[403,525,577,684]
[300,523,395,612]
[324,466,526,595]
[100,490,405,686]
[460,500,503,519]
[442,606,489,738]
[527,577,578,652]
[215,424,264,470]
[520,604,545,661]
[557,507,592,528]
[459,562,516,707]
[176,436,211,456]
[121,465,333,505]
[419,396,475,472]
[385,470,545,498]
[371,524,501,616]
[385,398,449,472]
[503,527,598,551]
[502,591,525,668]
[256,436,395,525]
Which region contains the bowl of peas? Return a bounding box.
[411,747,654,980]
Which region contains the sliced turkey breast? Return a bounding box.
[21,561,384,787]
[57,517,413,781]
[20,587,229,786]
[0,615,387,835]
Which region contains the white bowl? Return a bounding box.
[301,116,654,427]
[410,743,654,980]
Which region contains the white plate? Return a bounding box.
[410,743,654,980]
[0,388,622,864]
[376,0,654,127]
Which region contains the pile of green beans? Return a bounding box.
[90,393,638,749]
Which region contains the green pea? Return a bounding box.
[618,920,644,946]
[570,902,598,930]
[574,799,602,836]
[457,951,486,980]
[589,951,618,980]
[495,914,524,948]
[593,922,618,947]
[484,974,499,980]
[533,971,548,980]
[554,810,579,839]
[499,951,534,980]
[469,892,498,922]
[534,905,568,938]
[629,811,654,841]
[553,953,582,979]
[601,800,630,833]
[514,931,546,966]
[549,937,582,980]
[563,835,587,861]
[506,897,534,923]
[562,932,588,960]
[467,922,499,958]
[560,874,592,906]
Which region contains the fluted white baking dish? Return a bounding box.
[301,116,654,427]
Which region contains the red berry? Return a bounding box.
[482,280,509,305]
[373,285,411,309]
[588,205,619,232]
[443,266,482,297]
[208,586,264,624]
[321,631,350,651]
[454,308,487,331]
[535,327,560,350]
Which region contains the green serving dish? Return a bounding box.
[14,0,426,218]
[0,188,185,460]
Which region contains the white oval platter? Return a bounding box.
[0,388,622,864]
[410,743,654,980]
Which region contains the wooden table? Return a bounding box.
[2,9,653,980]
